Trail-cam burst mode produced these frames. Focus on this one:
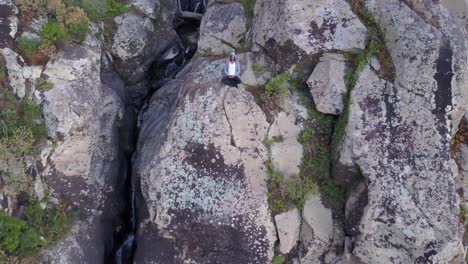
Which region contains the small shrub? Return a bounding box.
[0,212,27,253]
[67,19,89,43]
[17,37,41,59]
[265,73,290,98]
[60,6,89,43]
[0,203,74,258]
[40,20,68,46]
[273,255,285,264]
[35,78,54,92]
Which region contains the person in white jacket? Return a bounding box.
[222,52,241,88]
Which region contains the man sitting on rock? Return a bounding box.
[222,51,241,88]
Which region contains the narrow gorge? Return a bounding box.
[0,0,467,263]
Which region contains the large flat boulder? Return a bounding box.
[133,57,276,263]
[252,0,367,69]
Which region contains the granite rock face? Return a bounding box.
[334,1,468,261]
[252,0,367,69]
[198,2,247,56]
[307,53,347,115]
[133,57,276,263]
[338,64,465,263]
[37,31,127,263]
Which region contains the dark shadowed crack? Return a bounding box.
[432,38,453,152]
[223,88,237,147]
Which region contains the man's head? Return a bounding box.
[229,51,236,62]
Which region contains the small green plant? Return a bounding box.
[17,37,41,59]
[286,177,319,209]
[107,0,129,17]
[273,255,285,264]
[265,73,291,98]
[40,20,68,46]
[35,78,54,92]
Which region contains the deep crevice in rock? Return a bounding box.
[107,7,205,264]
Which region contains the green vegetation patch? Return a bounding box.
[265,72,290,98]
[299,96,345,203]
[17,37,41,60]
[35,78,55,92]
[0,88,47,194]
[17,0,128,59]
[0,203,74,258]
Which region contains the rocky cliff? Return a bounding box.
[0,0,467,263]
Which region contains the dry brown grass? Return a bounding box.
[59,6,89,28]
[453,118,468,154]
